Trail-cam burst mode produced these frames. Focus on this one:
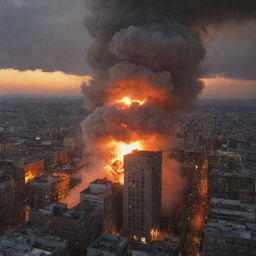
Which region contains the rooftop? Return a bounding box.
[209,168,255,179]
[0,224,66,256]
[129,241,175,256]
[89,233,129,253]
[206,219,256,240]
[29,175,58,184]
[125,150,162,158]
[91,178,112,185]
[34,201,100,222]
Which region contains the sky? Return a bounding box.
[0,0,255,98]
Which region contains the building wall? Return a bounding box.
[24,160,44,183]
[54,149,69,166]
[123,151,162,242]
[0,167,25,234]
[29,206,102,256]
[209,174,255,203]
[204,233,256,256]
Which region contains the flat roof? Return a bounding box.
[125,150,162,158]
[90,178,112,185]
[90,233,128,252]
[29,175,58,184]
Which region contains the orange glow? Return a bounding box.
[200,77,256,99]
[0,68,91,96]
[150,228,160,241]
[116,96,146,106]
[25,173,36,184]
[105,141,141,184]
[106,78,170,109]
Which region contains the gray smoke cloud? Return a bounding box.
[78,0,256,214]
[82,0,256,144]
[0,0,89,74]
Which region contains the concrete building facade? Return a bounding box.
[123,151,162,243]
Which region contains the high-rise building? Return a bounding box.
[123,151,162,243]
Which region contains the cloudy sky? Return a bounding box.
[0,0,255,98]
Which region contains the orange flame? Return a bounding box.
[105,141,141,184]
[116,96,146,107]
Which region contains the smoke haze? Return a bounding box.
[79,0,256,213]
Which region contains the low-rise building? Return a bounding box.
[208,168,255,203]
[54,149,69,166]
[128,241,176,256]
[30,202,102,255]
[209,198,255,222]
[80,178,113,231]
[22,158,45,183]
[28,174,70,208]
[0,224,68,256]
[87,233,129,256]
[203,219,256,256]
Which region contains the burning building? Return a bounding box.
[23,159,44,184]
[28,173,70,208]
[78,0,256,218]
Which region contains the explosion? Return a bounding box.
[116,97,146,107]
[105,141,141,184]
[80,0,256,214]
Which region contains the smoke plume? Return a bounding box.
[80,0,256,212]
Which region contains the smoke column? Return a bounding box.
[80,0,256,212]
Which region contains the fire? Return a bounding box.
[118,142,141,155]
[116,96,146,106]
[150,228,160,241]
[105,141,141,183]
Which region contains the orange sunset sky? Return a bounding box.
[0,68,255,99]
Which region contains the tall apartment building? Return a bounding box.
[123,151,162,243]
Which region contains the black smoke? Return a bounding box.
[81,0,256,146]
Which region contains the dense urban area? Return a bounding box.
[0,96,256,256]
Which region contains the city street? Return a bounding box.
[183,159,208,256]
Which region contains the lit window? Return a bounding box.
[141,237,146,244]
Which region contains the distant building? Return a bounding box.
[30,202,102,255]
[63,136,78,151]
[208,168,255,203]
[123,151,162,243]
[23,159,44,183]
[87,233,129,256]
[54,149,69,166]
[203,219,256,256]
[28,174,70,208]
[204,198,256,256]
[209,198,255,222]
[0,224,68,256]
[0,161,25,234]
